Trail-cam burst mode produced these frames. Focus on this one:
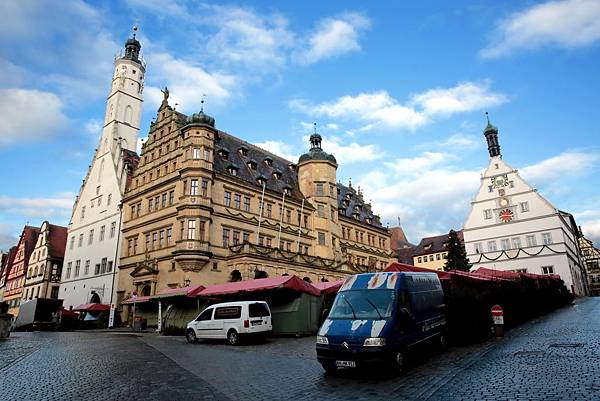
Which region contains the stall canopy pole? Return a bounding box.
[157,301,162,333]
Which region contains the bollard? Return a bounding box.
[491,305,504,338]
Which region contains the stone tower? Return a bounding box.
[297,129,340,259]
[59,29,145,310]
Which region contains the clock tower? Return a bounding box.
[461,115,588,296]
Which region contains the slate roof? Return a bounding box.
[337,183,383,228]
[412,230,463,257]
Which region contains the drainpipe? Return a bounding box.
[108,201,123,327]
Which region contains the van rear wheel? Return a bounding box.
[227,329,239,346]
[186,329,197,344]
[438,333,448,351]
[393,351,405,373]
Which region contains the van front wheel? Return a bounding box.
[394,351,404,372]
[186,329,197,344]
[227,329,239,345]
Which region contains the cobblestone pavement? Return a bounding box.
[1,297,599,401]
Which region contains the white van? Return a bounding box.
[186,301,272,345]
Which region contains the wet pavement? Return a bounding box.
[1,297,599,401]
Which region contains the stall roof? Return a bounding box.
[193,275,321,297]
[385,262,452,280]
[73,303,110,311]
[155,285,204,299]
[122,296,152,305]
[313,280,344,294]
[473,267,561,281]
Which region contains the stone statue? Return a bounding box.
[161,86,169,102]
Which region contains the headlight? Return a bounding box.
[363,337,386,346]
[316,336,329,345]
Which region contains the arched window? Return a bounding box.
[230,270,242,282]
[254,270,268,279]
[124,105,133,124]
[90,292,101,304]
[303,276,312,283]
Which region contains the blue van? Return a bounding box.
[316,272,446,372]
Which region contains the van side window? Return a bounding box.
[197,308,213,321]
[249,303,270,317]
[214,306,241,319]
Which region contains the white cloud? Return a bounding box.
[520,151,600,186]
[416,133,482,152]
[384,152,455,176]
[481,0,600,58]
[0,222,19,252]
[295,12,371,65]
[575,209,600,244]
[0,89,68,146]
[253,140,298,162]
[144,52,236,113]
[290,81,506,131]
[0,193,74,222]
[84,119,101,136]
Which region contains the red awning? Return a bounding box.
[154,284,205,299]
[385,262,452,280]
[193,275,321,297]
[122,296,152,305]
[313,280,344,294]
[73,303,110,312]
[472,267,522,280]
[60,308,79,317]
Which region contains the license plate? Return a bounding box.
[251,320,262,326]
[335,360,356,368]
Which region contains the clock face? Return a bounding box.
[499,209,514,223]
[492,174,509,189]
[499,198,509,207]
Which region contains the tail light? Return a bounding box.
[244,319,249,328]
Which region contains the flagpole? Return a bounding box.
[296,198,304,252]
[256,182,266,245]
[277,191,286,248]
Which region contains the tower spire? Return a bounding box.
[123,25,142,63]
[483,112,501,158]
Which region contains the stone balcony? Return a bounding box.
[172,239,212,271]
[177,195,211,209]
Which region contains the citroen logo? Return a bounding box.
[342,341,349,349]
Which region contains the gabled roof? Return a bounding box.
[22,226,41,261]
[413,230,463,257]
[48,224,68,259]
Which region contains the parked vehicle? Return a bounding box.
[13,298,64,331]
[315,272,446,373]
[186,301,272,345]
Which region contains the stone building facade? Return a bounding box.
[117,98,394,308]
[21,222,67,301]
[412,231,464,271]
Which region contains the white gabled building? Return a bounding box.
[59,31,145,309]
[463,115,588,296]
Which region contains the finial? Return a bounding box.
[398,216,401,226]
[349,177,352,187]
[132,25,138,39]
[485,111,490,125]
[201,94,206,112]
[174,103,179,111]
[313,122,317,134]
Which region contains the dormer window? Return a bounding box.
[366,218,372,224]
[272,171,282,180]
[283,187,292,196]
[247,160,257,170]
[352,211,360,220]
[239,146,249,157]
[227,166,238,176]
[218,149,229,160]
[264,157,273,166]
[257,177,267,187]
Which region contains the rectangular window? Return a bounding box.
[100,257,107,274]
[70,236,75,250]
[474,243,483,253]
[488,185,493,193]
[84,260,90,276]
[266,237,272,247]
[243,232,249,243]
[519,201,529,212]
[149,198,154,211]
[128,239,134,256]
[243,196,250,212]
[110,222,116,238]
[81,206,86,220]
[107,261,113,272]
[500,239,510,250]
[222,229,230,247]
[266,204,272,218]
[107,194,112,206]
[484,209,492,219]
[317,204,325,218]
[487,240,497,252]
[258,236,264,246]
[153,232,158,248]
[169,190,175,205]
[316,183,324,196]
[146,233,151,251]
[417,257,422,263]
[191,179,199,196]
[66,262,72,279]
[542,232,553,245]
[436,254,441,260]
[188,220,196,240]
[160,230,165,247]
[286,209,291,223]
[224,191,231,207]
[100,225,105,241]
[541,265,554,275]
[192,148,201,159]
[88,229,94,245]
[304,215,309,228]
[318,232,326,245]
[74,260,81,277]
[155,196,160,209]
[201,179,208,197]
[429,255,434,262]
[78,234,83,247]
[167,228,172,245]
[511,237,522,249]
[526,235,536,247]
[233,231,240,246]
[94,264,100,275]
[162,193,167,208]
[234,194,241,209]
[204,149,210,161]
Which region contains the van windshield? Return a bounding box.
[328,290,396,320]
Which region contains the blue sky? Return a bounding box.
[1,0,599,250]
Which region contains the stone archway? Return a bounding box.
[140,285,151,296]
[90,292,101,304]
[230,270,242,282]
